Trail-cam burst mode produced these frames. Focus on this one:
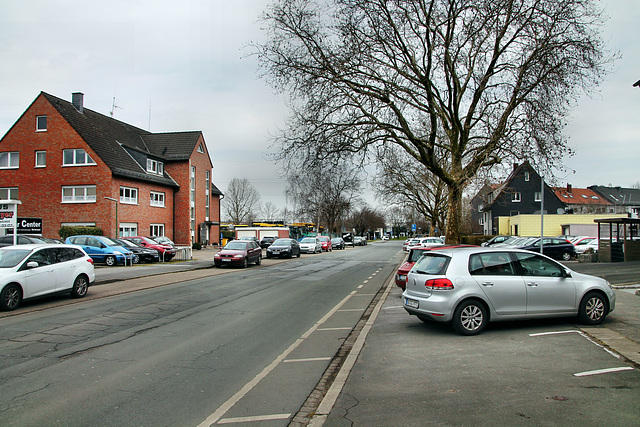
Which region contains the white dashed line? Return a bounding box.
[574,367,634,377]
[218,413,291,424]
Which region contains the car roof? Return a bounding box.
[0,243,79,250]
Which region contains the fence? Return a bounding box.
[169,246,192,262]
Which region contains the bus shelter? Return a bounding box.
[594,217,640,262]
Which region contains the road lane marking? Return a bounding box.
[574,367,634,377]
[284,357,332,363]
[318,327,352,331]
[197,292,357,427]
[218,413,291,424]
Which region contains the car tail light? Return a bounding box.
[425,278,454,290]
[87,258,94,265]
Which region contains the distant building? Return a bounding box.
[0,91,222,245]
[552,184,614,215]
[588,186,640,218]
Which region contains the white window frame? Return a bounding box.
[36,115,47,132]
[534,192,542,202]
[146,159,164,175]
[62,185,97,203]
[35,150,46,168]
[150,224,165,237]
[0,152,19,169]
[150,191,165,207]
[62,149,96,166]
[512,192,522,202]
[119,223,138,238]
[61,222,96,227]
[120,186,138,204]
[524,172,530,181]
[0,187,18,200]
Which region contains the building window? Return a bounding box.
[512,192,521,202]
[62,185,97,203]
[150,224,165,237]
[120,187,138,204]
[146,159,164,175]
[190,166,196,237]
[524,172,530,181]
[534,192,541,202]
[150,191,165,207]
[36,115,47,131]
[197,143,205,154]
[35,151,46,168]
[119,223,138,237]
[62,149,96,166]
[0,152,19,169]
[0,187,18,200]
[205,170,210,220]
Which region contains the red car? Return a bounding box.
[395,245,475,290]
[214,240,262,268]
[124,236,176,261]
[317,235,333,252]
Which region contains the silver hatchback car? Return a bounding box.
[403,246,615,335]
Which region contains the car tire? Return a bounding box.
[105,255,116,266]
[296,251,301,258]
[256,255,262,265]
[561,251,572,261]
[1,283,22,311]
[132,255,140,264]
[266,254,272,259]
[70,275,89,298]
[452,300,488,336]
[242,257,248,268]
[579,291,608,325]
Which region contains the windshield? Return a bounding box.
[116,239,136,247]
[318,236,329,241]
[272,239,290,246]
[0,248,31,268]
[225,241,248,250]
[300,238,316,243]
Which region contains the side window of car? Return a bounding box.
[514,253,564,277]
[71,236,85,245]
[469,253,516,276]
[26,249,52,266]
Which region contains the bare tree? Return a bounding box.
[257,0,614,243]
[223,178,262,224]
[374,147,448,235]
[260,202,282,221]
[285,159,362,234]
[348,205,386,238]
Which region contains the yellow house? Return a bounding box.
[496,214,628,236]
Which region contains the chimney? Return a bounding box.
[567,183,572,193]
[72,92,84,113]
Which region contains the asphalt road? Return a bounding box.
[0,244,402,427]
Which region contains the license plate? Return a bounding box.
[222,258,231,262]
[405,298,419,309]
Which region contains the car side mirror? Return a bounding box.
[562,269,571,278]
[26,261,39,269]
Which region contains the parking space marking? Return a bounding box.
[337,309,363,312]
[218,413,291,424]
[318,327,352,331]
[530,330,580,337]
[284,357,333,363]
[574,367,634,377]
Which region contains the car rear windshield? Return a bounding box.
[412,254,450,275]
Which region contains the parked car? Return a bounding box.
[331,237,346,250]
[239,236,260,245]
[317,235,333,251]
[0,244,95,311]
[65,235,133,266]
[382,235,390,241]
[300,237,322,254]
[151,236,176,247]
[266,238,301,258]
[395,245,474,290]
[575,239,599,254]
[402,238,415,251]
[113,238,160,264]
[412,237,445,248]
[515,237,576,261]
[260,236,278,249]
[124,236,176,261]
[481,235,510,247]
[354,236,367,246]
[214,240,262,268]
[0,235,52,247]
[402,246,615,335]
[573,237,596,249]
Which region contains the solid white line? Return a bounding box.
[529,330,580,337]
[284,357,332,363]
[217,413,291,424]
[318,327,352,331]
[197,292,355,427]
[337,309,362,312]
[574,366,634,377]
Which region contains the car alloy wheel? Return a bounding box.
[1,284,22,311]
[105,255,116,266]
[71,275,89,298]
[562,251,572,261]
[452,300,488,335]
[579,292,607,324]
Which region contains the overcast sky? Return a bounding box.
[1,0,638,212]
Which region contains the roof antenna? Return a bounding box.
[110,96,122,117]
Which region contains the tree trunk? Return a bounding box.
[445,184,463,244]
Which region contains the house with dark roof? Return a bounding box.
[589,185,640,218]
[552,184,614,215]
[0,91,221,246]
[481,161,565,235]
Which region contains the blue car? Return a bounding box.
[65,235,133,266]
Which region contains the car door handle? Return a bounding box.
[527,282,538,287]
[481,282,494,287]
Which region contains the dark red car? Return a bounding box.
[395,245,475,290]
[214,240,262,268]
[124,236,176,261]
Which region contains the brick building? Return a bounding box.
[0,91,221,246]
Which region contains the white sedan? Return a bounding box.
[299,237,322,254]
[0,244,95,311]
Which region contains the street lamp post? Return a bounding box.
[104,197,118,238]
